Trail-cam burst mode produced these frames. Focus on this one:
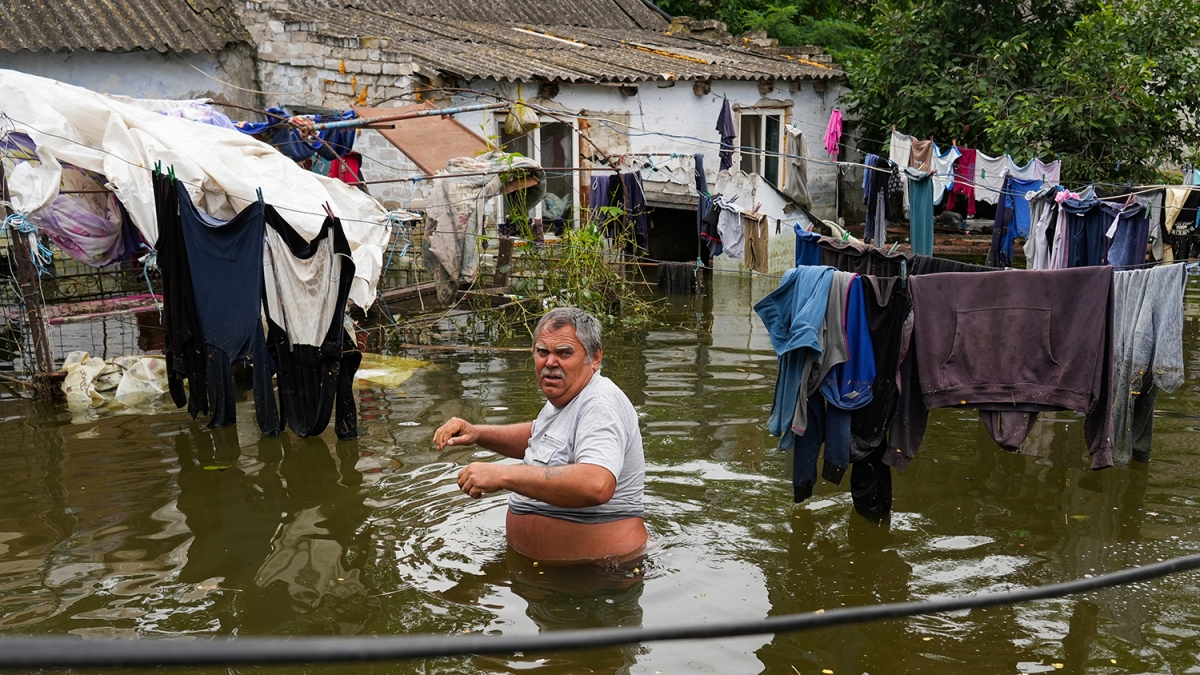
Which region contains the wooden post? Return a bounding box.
[493,237,513,289]
[0,159,57,401]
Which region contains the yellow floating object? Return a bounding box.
[353,353,428,389]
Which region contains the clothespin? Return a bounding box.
[167,165,175,181]
[322,202,336,220]
[1116,159,1122,173]
[154,160,161,176]
[256,187,264,205]
[900,259,907,286]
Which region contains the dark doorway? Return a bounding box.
[647,207,700,262]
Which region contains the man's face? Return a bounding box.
[534,324,600,407]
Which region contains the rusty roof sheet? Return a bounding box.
[354,102,487,174]
[0,0,249,53]
[282,4,844,83]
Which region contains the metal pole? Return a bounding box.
[305,102,510,130]
[0,160,57,401]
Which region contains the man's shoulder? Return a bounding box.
[579,374,634,410]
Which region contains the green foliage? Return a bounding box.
[655,0,869,64]
[844,0,1200,182]
[741,5,868,64]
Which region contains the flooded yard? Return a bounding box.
[2,272,1200,674]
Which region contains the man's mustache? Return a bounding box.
[540,367,565,379]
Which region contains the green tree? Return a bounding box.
[843,0,1200,182]
[654,0,869,64]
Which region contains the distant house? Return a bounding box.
[1,0,848,274]
[239,0,848,273]
[0,0,259,105]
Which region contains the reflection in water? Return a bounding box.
[443,549,645,674]
[0,274,1197,674]
[175,424,283,587]
[255,437,371,615]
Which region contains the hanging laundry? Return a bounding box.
[1134,189,1165,261]
[817,236,908,277]
[902,266,1115,469]
[1047,189,1080,270]
[792,270,853,500]
[1060,197,1109,268]
[743,211,769,273]
[262,207,361,439]
[782,126,811,208]
[1111,264,1186,464]
[694,153,711,245]
[154,171,208,419]
[794,273,877,501]
[716,98,735,171]
[909,139,933,171]
[904,167,935,256]
[862,154,889,244]
[235,109,360,163]
[712,196,745,258]
[755,265,836,451]
[423,152,545,301]
[699,194,724,257]
[864,154,883,241]
[0,132,140,268]
[1006,156,1039,181]
[823,108,843,159]
[795,224,822,266]
[1023,187,1059,270]
[848,275,909,519]
[973,151,1007,205]
[945,147,977,217]
[619,172,650,254]
[888,130,913,216]
[328,151,364,186]
[172,179,280,433]
[1103,201,1150,269]
[930,143,961,205]
[1035,159,1061,186]
[1008,178,1044,238]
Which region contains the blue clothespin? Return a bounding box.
[900,259,907,286]
[256,187,264,204]
[1116,159,1121,173]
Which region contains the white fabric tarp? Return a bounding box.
[0,69,391,309]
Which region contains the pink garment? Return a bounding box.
[945,147,977,217]
[823,108,843,159]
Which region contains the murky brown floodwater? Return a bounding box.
[2,271,1200,675]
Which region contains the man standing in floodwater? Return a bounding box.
[433,307,647,562]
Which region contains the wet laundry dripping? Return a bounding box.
[263,207,361,439]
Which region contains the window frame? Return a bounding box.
[735,107,789,187]
[496,115,580,227]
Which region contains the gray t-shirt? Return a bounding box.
[507,373,645,524]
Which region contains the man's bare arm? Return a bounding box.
[458,462,616,508]
[434,418,532,459]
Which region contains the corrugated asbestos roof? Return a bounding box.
[279,2,844,83]
[339,0,667,31]
[0,0,248,53]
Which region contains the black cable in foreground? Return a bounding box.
[3,553,1199,670]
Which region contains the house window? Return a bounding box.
[738,111,783,186]
[498,117,579,227]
